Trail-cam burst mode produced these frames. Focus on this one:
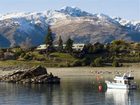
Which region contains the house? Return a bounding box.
[36,43,85,51]
[36,44,49,50]
[72,44,85,51]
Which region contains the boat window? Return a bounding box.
[124,81,128,84]
[128,81,131,85]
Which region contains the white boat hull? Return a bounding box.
[105,81,137,89]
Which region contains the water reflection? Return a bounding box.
[105,89,135,105]
[0,78,105,105]
[0,77,140,105]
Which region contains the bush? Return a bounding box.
[93,57,103,67]
[81,57,91,66]
[112,60,120,67]
[20,53,26,58]
[13,48,24,58]
[23,53,34,60]
[66,62,71,67]
[58,64,65,67]
[71,60,82,67]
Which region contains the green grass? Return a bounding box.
[49,52,77,67]
[32,51,44,58]
[50,52,76,61]
[0,52,78,67]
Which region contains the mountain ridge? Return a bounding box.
[0,6,140,48]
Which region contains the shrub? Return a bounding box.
[71,60,82,67]
[20,53,26,58]
[58,64,65,67]
[82,57,91,66]
[13,48,24,58]
[23,53,34,60]
[65,62,71,67]
[112,60,120,67]
[93,57,103,67]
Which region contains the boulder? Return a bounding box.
[0,65,60,84]
[19,65,47,79]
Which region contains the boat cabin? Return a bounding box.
[105,72,137,89]
[114,73,134,85]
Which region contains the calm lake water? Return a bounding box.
[0,67,140,105]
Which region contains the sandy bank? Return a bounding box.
[1,66,140,79]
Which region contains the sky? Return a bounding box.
[0,0,140,20]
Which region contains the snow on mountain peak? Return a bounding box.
[0,12,45,21]
[0,6,139,30]
[60,6,80,11]
[93,13,120,25]
[0,12,26,20]
[94,13,111,20]
[113,17,130,26]
[58,6,93,17]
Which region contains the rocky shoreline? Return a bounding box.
[0,65,60,84]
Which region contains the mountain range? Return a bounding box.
[0,6,140,48]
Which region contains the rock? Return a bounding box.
[20,65,47,79]
[0,65,60,84]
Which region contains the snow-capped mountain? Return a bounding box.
[0,6,140,48]
[57,6,93,17]
[114,17,140,32]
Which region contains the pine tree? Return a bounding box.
[58,36,63,52]
[45,26,53,46]
[65,38,73,53]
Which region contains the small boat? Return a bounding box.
[105,72,137,89]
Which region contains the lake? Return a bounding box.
[0,67,140,105]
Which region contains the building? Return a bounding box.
[72,44,85,51]
[36,44,48,50]
[36,43,85,51]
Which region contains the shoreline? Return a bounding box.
[0,64,140,79]
[0,59,140,68]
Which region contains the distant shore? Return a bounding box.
[1,40,140,68]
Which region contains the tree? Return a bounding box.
[112,40,126,46]
[93,42,104,53]
[82,43,94,54]
[65,38,73,53]
[58,36,63,52]
[45,26,53,46]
